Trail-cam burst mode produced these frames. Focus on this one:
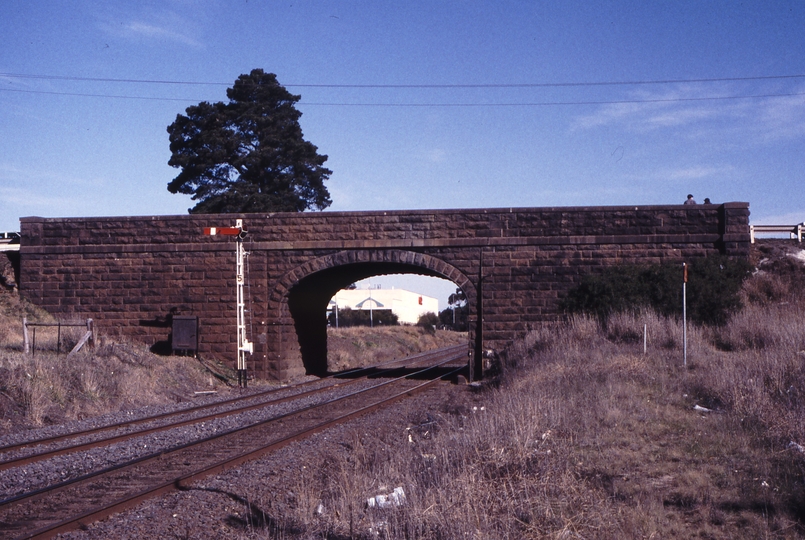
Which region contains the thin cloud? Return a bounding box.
[755,91,805,141]
[751,211,805,225]
[97,8,202,48]
[571,83,805,144]
[0,164,107,190]
[122,21,201,47]
[624,164,736,184]
[0,186,79,209]
[664,166,728,181]
[573,85,738,132]
[426,148,447,163]
[323,179,356,210]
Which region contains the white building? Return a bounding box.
[329,287,439,325]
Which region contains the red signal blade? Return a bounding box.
[204,227,242,236]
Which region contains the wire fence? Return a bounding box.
[22,318,94,358]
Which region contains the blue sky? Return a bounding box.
[2,1,804,306]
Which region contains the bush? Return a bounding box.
[438,305,468,331]
[561,255,752,325]
[417,312,439,334]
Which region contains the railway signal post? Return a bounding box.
[204,219,253,387]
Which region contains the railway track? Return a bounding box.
[0,345,467,539]
[0,344,463,472]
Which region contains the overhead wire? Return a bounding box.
[2,71,804,88]
[1,86,803,107]
[0,87,193,102]
[298,92,805,107]
[1,71,804,107]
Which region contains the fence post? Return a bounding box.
[86,318,94,348]
[643,323,647,355]
[22,317,29,354]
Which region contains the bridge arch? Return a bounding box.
[269,249,477,377]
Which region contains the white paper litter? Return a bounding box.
[367,486,406,509]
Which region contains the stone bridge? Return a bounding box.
[18,203,750,381]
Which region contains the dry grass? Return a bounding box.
[0,339,225,431]
[0,289,226,432]
[326,326,467,372]
[0,287,466,433]
[247,282,805,538]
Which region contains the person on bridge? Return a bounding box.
[684,194,697,205]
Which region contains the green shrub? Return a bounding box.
[438,304,468,331]
[561,255,752,325]
[417,312,439,334]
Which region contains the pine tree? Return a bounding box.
[167,69,332,213]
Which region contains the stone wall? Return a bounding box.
[19,203,750,380]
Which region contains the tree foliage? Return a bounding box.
[439,304,468,331]
[417,311,440,332]
[167,69,332,214]
[561,255,752,325]
[439,287,469,331]
[448,288,466,307]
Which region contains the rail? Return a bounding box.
[0,345,465,470]
[749,223,803,243]
[0,348,466,538]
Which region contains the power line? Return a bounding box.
[1,71,805,89]
[292,74,805,89]
[0,73,228,86]
[0,87,195,102]
[299,92,805,107]
[1,86,803,107]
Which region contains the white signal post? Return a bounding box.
[204,219,253,387]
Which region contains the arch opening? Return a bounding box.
[286,257,474,377]
[328,273,453,328]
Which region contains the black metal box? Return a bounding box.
[172,315,198,354]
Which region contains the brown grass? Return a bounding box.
[0,289,228,432]
[326,326,467,372]
[248,278,805,538]
[0,287,467,433]
[0,340,226,431]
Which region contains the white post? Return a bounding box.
[643,323,647,355]
[86,318,94,348]
[22,317,29,354]
[682,262,688,368]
